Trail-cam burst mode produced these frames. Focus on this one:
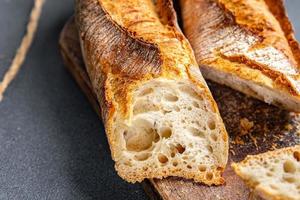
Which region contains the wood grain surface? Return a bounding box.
[59,18,300,200]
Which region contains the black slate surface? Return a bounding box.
[0,0,299,200]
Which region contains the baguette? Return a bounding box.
[75,0,228,184]
[232,145,300,200]
[180,0,300,112]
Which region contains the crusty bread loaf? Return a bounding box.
[232,145,300,200]
[75,0,228,184]
[180,0,300,112]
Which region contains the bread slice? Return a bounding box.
[75,0,228,184]
[180,0,300,112]
[232,145,300,200]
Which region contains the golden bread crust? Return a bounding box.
[181,0,300,110]
[75,0,228,184]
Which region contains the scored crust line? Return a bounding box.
[0,0,45,101]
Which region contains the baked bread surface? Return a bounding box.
[232,145,300,200]
[181,0,300,111]
[75,0,228,184]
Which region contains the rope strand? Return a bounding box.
[0,0,45,101]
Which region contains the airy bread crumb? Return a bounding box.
[114,79,228,184]
[232,145,300,200]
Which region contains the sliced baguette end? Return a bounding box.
[112,79,228,185]
[232,145,300,200]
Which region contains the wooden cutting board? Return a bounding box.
[59,17,300,200]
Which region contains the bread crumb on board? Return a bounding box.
[240,118,254,135]
[232,118,258,148]
[285,123,293,131]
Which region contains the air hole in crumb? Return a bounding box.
[206,172,213,180]
[293,151,300,162]
[263,161,267,167]
[283,176,295,183]
[270,184,278,190]
[171,152,175,158]
[134,153,151,161]
[192,101,200,108]
[266,172,273,177]
[158,154,168,164]
[203,105,209,112]
[187,165,192,169]
[176,144,185,154]
[154,132,160,143]
[173,161,178,167]
[188,127,205,138]
[207,145,213,153]
[124,161,132,167]
[133,100,159,115]
[160,127,172,138]
[162,110,172,115]
[138,88,153,96]
[179,85,203,101]
[187,107,192,111]
[210,133,218,141]
[208,120,216,130]
[124,119,159,152]
[123,131,128,137]
[174,106,180,112]
[283,160,296,173]
[164,93,179,102]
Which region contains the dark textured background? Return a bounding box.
[0,0,299,199]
